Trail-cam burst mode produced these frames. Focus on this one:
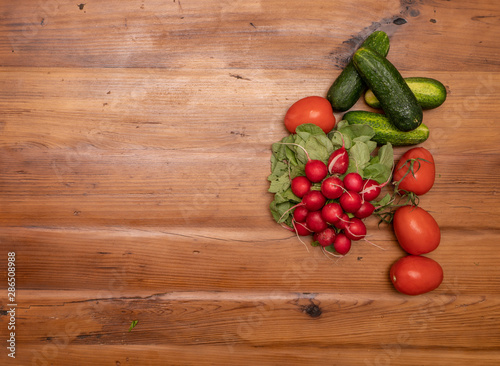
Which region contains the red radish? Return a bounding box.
[305,211,328,233]
[302,190,326,211]
[321,176,345,199]
[291,176,311,198]
[277,142,327,182]
[316,227,336,247]
[334,212,350,230]
[305,160,328,183]
[276,190,325,227]
[333,233,351,255]
[294,221,312,236]
[360,179,381,201]
[327,133,349,175]
[321,202,343,224]
[339,191,362,213]
[360,171,392,202]
[345,218,367,241]
[293,206,309,222]
[343,172,363,192]
[354,201,375,219]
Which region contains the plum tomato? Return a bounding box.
[393,147,435,195]
[390,255,443,296]
[393,205,441,255]
[284,96,336,134]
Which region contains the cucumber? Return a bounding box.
[353,47,423,132]
[326,31,390,112]
[365,77,447,110]
[342,110,429,146]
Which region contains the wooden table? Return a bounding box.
[1,0,499,365]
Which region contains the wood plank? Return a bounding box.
[1,1,498,71]
[4,290,499,350]
[0,68,498,152]
[9,344,500,366]
[2,226,498,295]
[1,148,499,230]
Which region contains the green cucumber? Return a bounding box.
[365,77,447,110]
[326,31,390,112]
[343,110,429,146]
[353,47,423,132]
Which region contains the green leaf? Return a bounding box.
[267,160,288,181]
[304,137,332,162]
[289,164,305,180]
[338,123,375,149]
[271,135,295,161]
[270,200,294,225]
[268,171,291,193]
[333,127,353,150]
[291,137,309,165]
[377,143,394,169]
[365,140,378,154]
[363,163,392,184]
[129,320,138,332]
[324,245,336,252]
[295,123,325,140]
[274,187,301,204]
[375,193,393,207]
[285,145,299,166]
[348,142,371,172]
[347,124,375,139]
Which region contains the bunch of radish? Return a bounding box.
[281,138,386,256]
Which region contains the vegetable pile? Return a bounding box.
[267,30,448,296]
[268,122,393,256]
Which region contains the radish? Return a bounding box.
[321,176,345,199]
[276,142,327,182]
[343,172,363,192]
[360,172,392,202]
[276,190,325,228]
[360,179,381,201]
[345,218,367,241]
[294,221,312,236]
[334,212,350,230]
[327,133,349,175]
[333,233,351,255]
[339,190,362,213]
[305,211,328,233]
[316,227,336,247]
[354,201,375,219]
[291,176,311,198]
[293,205,309,222]
[305,160,328,183]
[321,202,343,224]
[302,190,326,211]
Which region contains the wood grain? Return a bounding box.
[1,0,500,364]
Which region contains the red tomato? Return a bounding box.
[284,96,336,134]
[390,255,443,296]
[393,205,441,255]
[393,147,435,195]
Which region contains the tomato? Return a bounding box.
[393,147,435,195]
[393,205,441,255]
[390,255,443,296]
[284,96,336,134]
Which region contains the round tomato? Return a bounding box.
[390,255,443,296]
[393,147,435,195]
[393,205,441,255]
[284,96,336,134]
